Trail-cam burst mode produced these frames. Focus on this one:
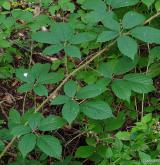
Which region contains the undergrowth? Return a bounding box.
[0,0,160,165]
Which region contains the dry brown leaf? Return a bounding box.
[33,6,41,17]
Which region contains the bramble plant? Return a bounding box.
[0,0,160,165]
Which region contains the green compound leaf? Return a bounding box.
[64,80,77,97]
[142,0,155,7]
[97,31,118,42]
[124,73,155,93]
[16,68,35,83]
[82,0,106,11]
[17,83,33,93]
[51,22,74,42]
[147,63,160,78]
[70,32,97,44]
[139,151,151,164]
[111,80,131,102]
[18,133,36,158]
[62,100,79,124]
[76,84,106,99]
[9,109,21,125]
[115,131,130,141]
[28,113,43,130]
[32,32,59,44]
[148,46,160,65]
[38,115,66,131]
[0,140,4,150]
[117,36,138,60]
[2,1,11,10]
[0,39,11,48]
[104,111,126,131]
[155,0,160,11]
[75,146,94,158]
[32,23,74,44]
[102,13,120,32]
[122,11,146,29]
[112,73,154,101]
[37,135,62,159]
[64,45,81,58]
[98,56,137,77]
[84,11,104,23]
[107,0,139,8]
[80,101,113,120]
[31,63,50,78]
[51,95,70,105]
[43,44,64,56]
[58,0,75,12]
[38,72,64,84]
[11,125,31,137]
[81,0,106,23]
[33,84,48,96]
[131,26,160,44]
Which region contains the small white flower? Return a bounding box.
[41,26,48,32]
[23,73,28,77]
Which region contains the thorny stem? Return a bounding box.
[35,40,116,113]
[0,41,114,160]
[35,11,160,113]
[113,157,121,164]
[141,44,151,120]
[144,11,160,25]
[0,11,160,160]
[0,137,17,159]
[64,132,85,147]
[134,97,139,122]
